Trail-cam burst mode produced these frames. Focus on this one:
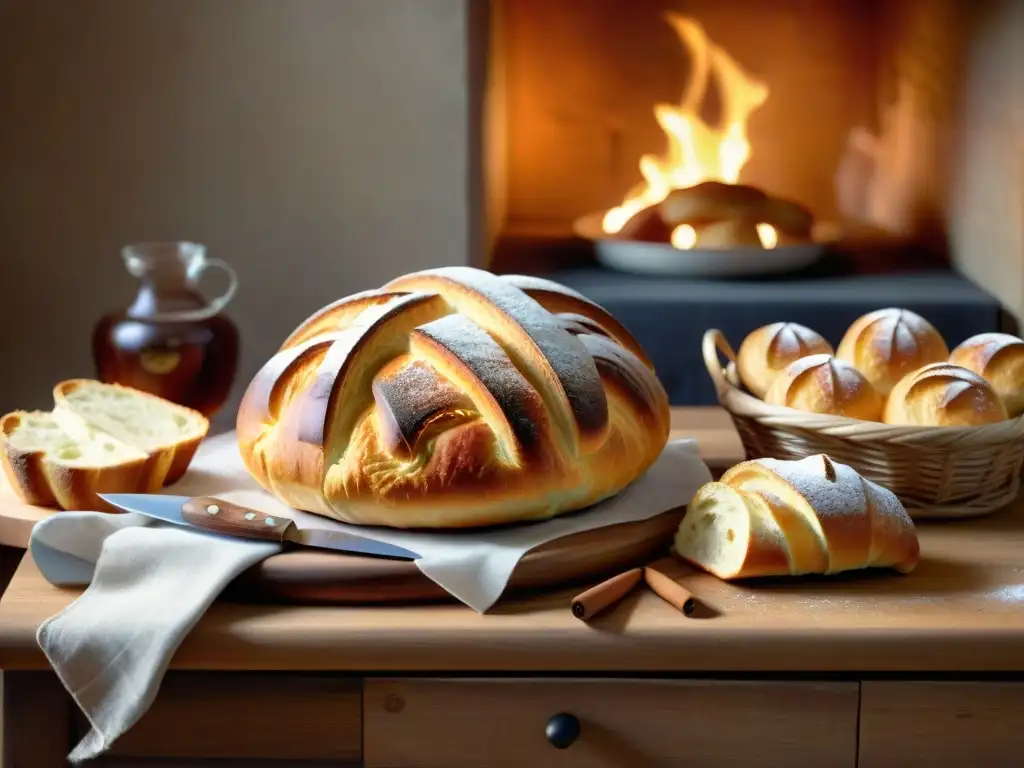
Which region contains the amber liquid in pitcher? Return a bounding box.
[93,242,240,418]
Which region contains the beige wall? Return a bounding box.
[0,0,477,430]
[948,0,1024,324]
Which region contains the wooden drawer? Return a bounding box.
[364,678,859,767]
[859,681,1024,768]
[74,671,361,762]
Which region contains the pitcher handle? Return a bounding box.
[193,257,239,317]
[160,257,239,322]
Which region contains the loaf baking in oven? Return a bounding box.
[235,267,671,528]
[674,454,919,579]
[736,322,834,398]
[764,353,883,421]
[948,332,1024,417]
[836,308,949,397]
[882,362,1008,427]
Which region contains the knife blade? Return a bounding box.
[99,493,418,560]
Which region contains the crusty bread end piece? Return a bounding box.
[1,380,210,510]
[0,410,150,511]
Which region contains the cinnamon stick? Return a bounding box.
[570,568,644,621]
[643,566,697,616]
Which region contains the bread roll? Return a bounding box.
[737,322,834,398]
[692,219,763,248]
[836,308,949,397]
[882,362,1008,426]
[761,196,814,240]
[235,267,671,529]
[617,205,673,243]
[948,332,1024,417]
[674,454,919,579]
[764,354,883,421]
[659,181,768,226]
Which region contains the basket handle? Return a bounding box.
[702,329,740,397]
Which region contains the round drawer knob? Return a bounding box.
[545,712,580,749]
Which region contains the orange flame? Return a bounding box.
[603,13,776,249]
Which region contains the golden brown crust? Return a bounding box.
[52,379,210,492]
[236,268,671,528]
[673,483,793,580]
[502,274,653,367]
[0,411,152,512]
[721,455,919,576]
[163,434,205,486]
[371,359,472,460]
[717,464,829,574]
[836,308,949,397]
[733,496,794,578]
[883,363,1009,427]
[948,332,1024,417]
[765,354,883,421]
[737,322,834,398]
[1,413,59,507]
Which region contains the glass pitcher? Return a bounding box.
[92,241,240,418]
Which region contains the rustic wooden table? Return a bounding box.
[3,407,1024,767]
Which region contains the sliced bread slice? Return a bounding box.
[0,410,150,511]
[53,379,209,488]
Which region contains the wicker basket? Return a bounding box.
[702,328,1024,519]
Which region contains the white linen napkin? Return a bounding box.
[29,433,711,762]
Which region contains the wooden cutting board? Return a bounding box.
[0,432,695,605]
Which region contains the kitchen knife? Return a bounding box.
[98,493,418,560]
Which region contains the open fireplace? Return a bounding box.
[475,0,1021,291]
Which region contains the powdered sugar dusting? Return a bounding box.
[908,362,998,412]
[782,354,867,406]
[952,333,1024,370]
[501,273,591,303]
[769,323,830,364]
[384,267,608,448]
[752,455,873,571]
[784,352,833,377]
[860,308,942,363]
[860,475,911,522]
[413,313,543,453]
[757,455,867,523]
[578,333,664,416]
[937,379,976,410]
[281,290,400,349]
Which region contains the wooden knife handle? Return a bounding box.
[181,496,295,542]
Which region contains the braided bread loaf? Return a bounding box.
[236,267,670,528]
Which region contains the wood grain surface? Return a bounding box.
[224,509,684,604]
[2,496,1024,673]
[858,681,1024,768]
[4,405,1021,675]
[363,678,859,768]
[89,672,362,761]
